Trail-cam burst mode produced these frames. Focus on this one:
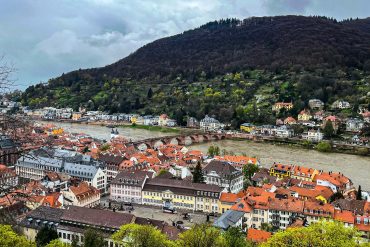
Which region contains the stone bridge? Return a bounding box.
[128,133,229,150]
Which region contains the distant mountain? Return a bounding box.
[22,15,370,126]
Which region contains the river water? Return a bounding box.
[190,140,370,190]
[41,121,178,141]
[45,122,370,190]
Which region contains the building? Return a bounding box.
[213,209,244,230]
[314,172,353,193]
[331,100,351,109]
[19,206,181,245]
[269,163,293,179]
[267,198,304,230]
[187,117,199,128]
[272,102,293,112]
[247,228,272,244]
[214,155,260,170]
[203,160,244,193]
[275,125,294,138]
[142,177,222,213]
[200,115,223,131]
[322,115,341,132]
[110,170,153,204]
[0,135,19,165]
[240,123,255,133]
[0,164,18,190]
[72,112,83,121]
[305,129,324,142]
[63,182,100,208]
[291,166,318,182]
[15,148,107,193]
[98,153,125,182]
[346,118,364,132]
[298,109,312,121]
[308,99,324,110]
[158,114,169,126]
[283,117,296,125]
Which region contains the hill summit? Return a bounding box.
[22,15,370,126]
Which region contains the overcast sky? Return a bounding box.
[1,0,369,90]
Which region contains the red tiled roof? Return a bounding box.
[247,228,271,243]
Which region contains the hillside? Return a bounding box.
[21,15,370,126]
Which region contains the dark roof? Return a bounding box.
[252,168,277,184]
[98,153,125,165]
[19,206,64,229]
[0,135,16,149]
[332,199,366,215]
[203,160,240,178]
[144,177,222,197]
[111,170,153,185]
[61,206,134,229]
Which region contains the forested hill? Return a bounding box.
[22,15,370,126]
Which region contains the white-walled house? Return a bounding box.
[203,160,244,193]
[109,170,153,204]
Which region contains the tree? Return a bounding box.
[329,192,344,202]
[242,164,259,181]
[260,221,365,247]
[175,224,225,247]
[260,223,274,232]
[193,162,204,183]
[357,185,362,200]
[45,240,70,247]
[0,224,36,247]
[147,88,153,99]
[323,120,334,138]
[223,227,251,247]
[83,229,105,247]
[207,145,215,156]
[316,141,332,152]
[36,226,59,247]
[112,223,172,247]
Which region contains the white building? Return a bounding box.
[109,170,153,204]
[306,129,324,142]
[200,115,224,132]
[275,125,294,138]
[331,100,351,109]
[346,118,364,132]
[63,182,100,208]
[15,148,107,193]
[203,160,244,193]
[308,99,324,109]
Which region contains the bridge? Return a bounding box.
[127,133,229,150]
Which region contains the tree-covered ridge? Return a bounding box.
[20,15,370,126]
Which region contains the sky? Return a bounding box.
[0,0,369,90]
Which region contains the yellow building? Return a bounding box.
[218,192,242,214]
[291,165,318,182]
[240,123,255,133]
[298,109,312,121]
[130,116,137,124]
[72,112,83,121]
[142,177,222,213]
[272,102,293,112]
[51,128,64,135]
[269,163,293,179]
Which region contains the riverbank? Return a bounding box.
[228,136,370,157]
[119,124,181,134]
[190,139,370,190]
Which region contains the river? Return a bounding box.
[41,121,178,141]
[190,140,370,190]
[44,121,370,190]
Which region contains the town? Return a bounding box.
[0,115,369,246]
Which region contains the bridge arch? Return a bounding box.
[184,136,194,145]
[170,137,181,145]
[153,140,165,149]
